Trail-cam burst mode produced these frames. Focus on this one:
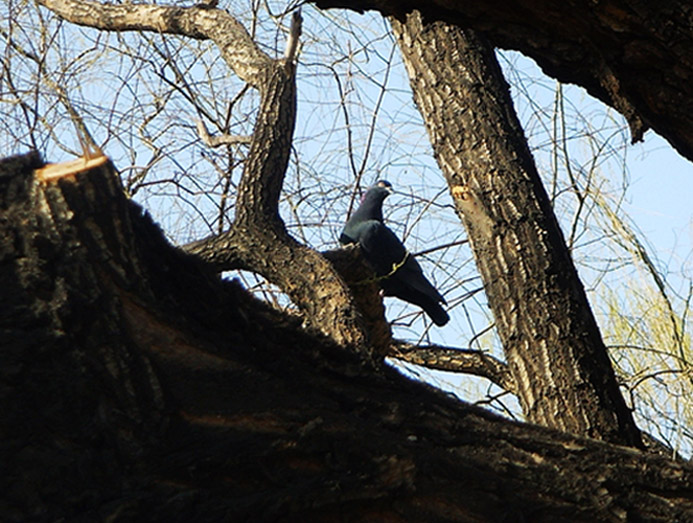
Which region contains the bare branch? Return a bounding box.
[283,9,302,63]
[389,341,516,394]
[195,119,251,148]
[37,0,272,87]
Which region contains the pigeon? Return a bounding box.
[340,180,450,326]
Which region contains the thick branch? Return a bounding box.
[190,222,370,350]
[186,37,369,352]
[323,246,393,355]
[234,62,296,222]
[390,342,516,393]
[37,0,272,86]
[392,12,642,447]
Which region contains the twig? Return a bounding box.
[284,9,302,63]
[195,119,251,147]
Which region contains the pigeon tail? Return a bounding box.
[381,277,450,326]
[421,299,450,326]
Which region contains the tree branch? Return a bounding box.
[284,9,303,63]
[187,61,370,353]
[391,11,643,447]
[195,119,252,148]
[389,341,516,393]
[39,0,370,354]
[37,0,272,87]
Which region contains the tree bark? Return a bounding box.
[2,151,693,522]
[391,12,642,448]
[36,0,373,352]
[184,59,370,353]
[314,0,693,163]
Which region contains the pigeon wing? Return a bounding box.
[356,220,408,277]
[358,222,449,325]
[394,253,446,305]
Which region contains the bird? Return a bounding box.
[340,180,450,326]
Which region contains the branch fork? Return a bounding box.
[35,0,370,354]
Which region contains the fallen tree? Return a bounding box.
[1,150,692,521]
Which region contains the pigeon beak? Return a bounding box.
[375,181,394,195]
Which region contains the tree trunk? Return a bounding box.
[315,0,693,163]
[391,12,642,448]
[2,151,692,522]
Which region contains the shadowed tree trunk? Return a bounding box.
[391,12,642,447]
[2,151,693,522]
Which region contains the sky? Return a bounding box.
[626,133,693,277]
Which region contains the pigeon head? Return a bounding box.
[361,180,393,204]
[340,181,394,244]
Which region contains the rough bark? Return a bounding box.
[314,0,693,164]
[390,342,515,394]
[2,151,693,522]
[392,13,642,448]
[35,0,371,353]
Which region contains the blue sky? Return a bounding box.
[626,133,693,277]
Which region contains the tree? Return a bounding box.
[2,0,693,520]
[390,12,641,446]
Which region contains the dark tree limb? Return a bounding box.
[391,12,642,447]
[389,341,516,393]
[2,152,693,522]
[314,0,693,163]
[37,1,371,353]
[185,53,370,352]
